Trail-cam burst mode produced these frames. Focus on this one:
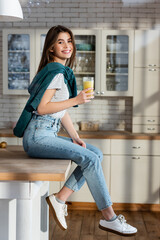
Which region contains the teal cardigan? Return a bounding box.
[13,62,77,138]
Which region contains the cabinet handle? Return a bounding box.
[147,128,155,130]
[100,91,105,95]
[149,68,156,71]
[148,64,156,67]
[96,91,100,95]
[132,157,140,159]
[132,146,141,149]
[147,119,155,122]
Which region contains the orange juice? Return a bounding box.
[83,77,94,96]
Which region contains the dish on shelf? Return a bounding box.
[76,43,95,51]
[107,39,122,51]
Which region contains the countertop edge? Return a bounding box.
[0,129,160,140]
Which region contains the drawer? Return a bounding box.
[83,139,110,155]
[133,116,160,125]
[110,155,159,204]
[133,124,160,133]
[111,139,160,155]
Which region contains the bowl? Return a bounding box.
[76,43,94,51]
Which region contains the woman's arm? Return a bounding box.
[61,111,86,148]
[37,88,94,115]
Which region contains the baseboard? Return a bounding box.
[67,201,160,212]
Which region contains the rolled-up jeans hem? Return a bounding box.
[100,202,113,211]
[64,183,79,192]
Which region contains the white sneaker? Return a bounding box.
[99,214,137,236]
[46,194,68,230]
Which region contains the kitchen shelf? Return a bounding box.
[77,51,95,54]
[9,72,30,74]
[74,72,95,75]
[106,51,128,54]
[8,50,30,52]
[106,73,128,75]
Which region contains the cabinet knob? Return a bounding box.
[147,128,155,130]
[100,91,105,95]
[149,68,156,71]
[132,157,140,159]
[148,64,156,67]
[147,119,155,122]
[132,146,141,149]
[96,91,100,95]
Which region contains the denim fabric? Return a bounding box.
[23,114,112,210]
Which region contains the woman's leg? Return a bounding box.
[58,136,103,193]
[26,134,112,210]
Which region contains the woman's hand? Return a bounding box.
[75,88,94,105]
[72,137,86,148]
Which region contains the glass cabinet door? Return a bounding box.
[73,34,95,91]
[3,29,35,95]
[101,30,134,96]
[72,29,101,93]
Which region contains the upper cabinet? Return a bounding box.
[100,30,134,97]
[3,29,35,95]
[133,30,160,133]
[134,30,160,68]
[3,29,134,97]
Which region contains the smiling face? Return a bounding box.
[51,32,73,65]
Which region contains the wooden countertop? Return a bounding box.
[0,128,160,140]
[0,146,71,181]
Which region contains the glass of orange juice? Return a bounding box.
[83,77,94,97]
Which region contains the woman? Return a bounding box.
[15,25,137,237]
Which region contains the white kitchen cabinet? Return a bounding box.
[3,29,35,95]
[110,155,159,204]
[134,30,160,68]
[133,30,160,133]
[100,30,134,96]
[133,68,160,116]
[133,66,160,133]
[110,139,160,204]
[3,28,134,98]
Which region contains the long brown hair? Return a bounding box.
[37,25,76,73]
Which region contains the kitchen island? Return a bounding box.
[0,145,71,240]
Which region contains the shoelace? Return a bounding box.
[117,214,127,224]
[62,204,68,216]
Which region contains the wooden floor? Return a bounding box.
[49,210,160,240]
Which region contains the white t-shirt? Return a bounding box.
[36,73,69,119]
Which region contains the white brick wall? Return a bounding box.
[0,0,160,131]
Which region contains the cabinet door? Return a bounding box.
[110,155,159,204]
[101,30,134,96]
[134,30,160,68]
[3,29,35,95]
[133,68,160,116]
[72,29,101,94]
[35,29,48,71]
